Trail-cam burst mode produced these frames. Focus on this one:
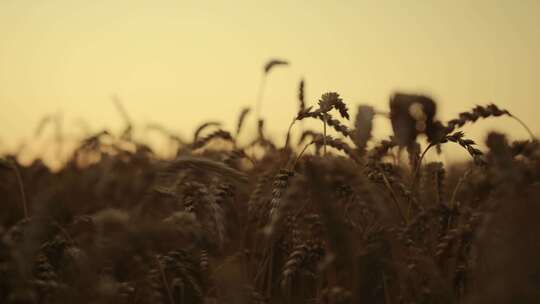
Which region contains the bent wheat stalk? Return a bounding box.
[412,131,483,190]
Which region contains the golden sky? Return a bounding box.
[1,0,539,160]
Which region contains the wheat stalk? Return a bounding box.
[0,158,28,219]
[446,104,535,140]
[412,131,484,192]
[298,78,305,113]
[193,121,221,142]
[255,59,289,124]
[167,156,247,183]
[236,107,251,139]
[192,129,234,150]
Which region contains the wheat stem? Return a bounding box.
[155,255,175,304]
[9,161,28,219]
[284,117,297,151]
[382,270,392,304]
[322,117,327,155]
[450,169,472,210]
[380,170,407,224]
[448,169,472,229]
[290,141,313,169]
[411,143,435,191]
[509,114,536,141]
[255,75,267,126]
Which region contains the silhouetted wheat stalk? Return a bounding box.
[192,129,234,150]
[255,59,289,125]
[193,121,222,142]
[0,158,28,219]
[446,104,535,140]
[236,107,251,139]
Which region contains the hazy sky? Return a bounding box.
[1,0,539,160]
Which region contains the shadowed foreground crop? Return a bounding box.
[1,84,539,304]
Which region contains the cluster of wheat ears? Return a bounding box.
[0,60,539,304]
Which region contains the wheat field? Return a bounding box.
[1,62,539,304]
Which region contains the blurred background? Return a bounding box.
[1,0,539,165]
